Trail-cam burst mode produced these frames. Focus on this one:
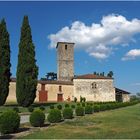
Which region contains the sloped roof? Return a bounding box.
[10,77,73,85]
[74,74,113,80]
[115,87,131,94]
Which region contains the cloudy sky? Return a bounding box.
[0,1,140,93]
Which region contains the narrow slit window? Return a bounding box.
[59,85,62,92]
[65,45,67,50]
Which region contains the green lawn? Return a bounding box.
[20,103,140,139]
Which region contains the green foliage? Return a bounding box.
[0,19,11,105]
[65,104,70,108]
[77,103,81,106]
[63,107,73,119]
[74,97,77,102]
[13,107,20,113]
[71,104,75,109]
[83,97,86,102]
[57,104,62,110]
[28,106,34,112]
[107,71,113,78]
[85,105,93,114]
[80,96,86,102]
[50,105,54,109]
[80,96,83,102]
[75,106,85,116]
[82,102,85,107]
[16,16,38,107]
[39,106,45,111]
[30,109,45,127]
[0,110,20,134]
[47,109,62,123]
[93,105,100,112]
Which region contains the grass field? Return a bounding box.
[20,103,140,139]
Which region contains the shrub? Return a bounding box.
[82,102,85,107]
[39,106,45,111]
[65,104,70,108]
[83,97,86,102]
[50,105,54,109]
[71,104,75,109]
[28,106,34,112]
[57,104,62,110]
[75,106,84,116]
[0,110,20,134]
[93,105,100,112]
[80,96,83,102]
[74,97,77,102]
[77,103,81,106]
[30,109,45,127]
[63,108,73,119]
[85,105,93,114]
[47,109,62,123]
[89,103,93,106]
[13,107,19,113]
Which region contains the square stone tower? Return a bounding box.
[56,42,74,81]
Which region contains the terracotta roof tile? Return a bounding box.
[74,74,113,80]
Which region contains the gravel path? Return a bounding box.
[20,114,48,124]
[20,115,30,124]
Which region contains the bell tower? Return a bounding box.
[56,42,74,81]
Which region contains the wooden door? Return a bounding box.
[57,94,63,102]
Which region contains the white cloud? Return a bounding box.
[122,49,140,60]
[131,83,140,86]
[48,14,140,59]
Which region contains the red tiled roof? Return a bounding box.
[74,74,113,80]
[10,77,73,85]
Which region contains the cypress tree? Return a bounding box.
[0,19,11,105]
[16,16,38,107]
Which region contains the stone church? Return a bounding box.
[8,42,130,103]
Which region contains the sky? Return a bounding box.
[0,1,140,94]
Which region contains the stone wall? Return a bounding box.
[73,79,115,102]
[122,94,130,102]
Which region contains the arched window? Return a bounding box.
[91,82,97,89]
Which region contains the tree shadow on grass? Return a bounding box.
[0,134,14,139]
[0,128,30,139]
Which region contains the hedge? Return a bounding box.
[63,108,73,119]
[47,109,62,123]
[30,109,45,127]
[0,110,20,134]
[75,106,84,116]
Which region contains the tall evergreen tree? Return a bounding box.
[0,19,11,105]
[16,16,38,107]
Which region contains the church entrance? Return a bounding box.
[57,93,63,102]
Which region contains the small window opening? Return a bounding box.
[65,45,67,50]
[59,85,62,92]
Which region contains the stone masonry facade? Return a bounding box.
[57,42,74,81]
[73,79,116,102]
